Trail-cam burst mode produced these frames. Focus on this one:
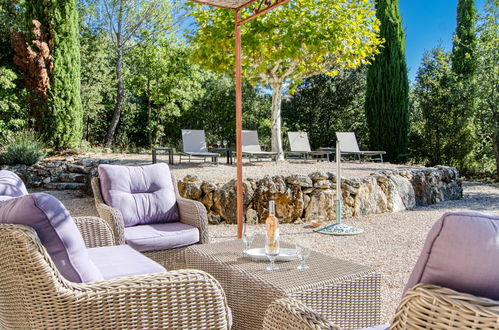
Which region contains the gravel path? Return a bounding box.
[44,181,499,324]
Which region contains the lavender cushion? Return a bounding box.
[0,170,28,197]
[404,211,499,300]
[87,245,166,280]
[124,222,200,252]
[0,193,103,283]
[98,163,179,227]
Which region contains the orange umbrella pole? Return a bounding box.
[235,10,244,239]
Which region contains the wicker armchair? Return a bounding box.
[91,173,209,270]
[263,284,499,330]
[0,220,230,329]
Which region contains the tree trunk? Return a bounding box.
[105,48,123,148]
[494,131,499,180]
[270,82,284,161]
[147,79,152,148]
[105,0,124,149]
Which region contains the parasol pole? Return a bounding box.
[235,9,244,239]
[314,140,363,235]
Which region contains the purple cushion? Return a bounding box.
[124,222,200,252]
[0,170,28,197]
[87,245,166,280]
[0,193,103,283]
[404,211,499,300]
[98,163,179,227]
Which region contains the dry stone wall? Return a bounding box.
[178,166,463,224]
[2,158,463,224]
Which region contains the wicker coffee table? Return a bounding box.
[186,236,381,330]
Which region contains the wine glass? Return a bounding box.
[265,245,279,271]
[217,140,221,148]
[242,223,255,252]
[223,140,228,148]
[295,242,311,270]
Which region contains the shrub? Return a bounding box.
[1,132,46,165]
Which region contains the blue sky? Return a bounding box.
[400,0,486,82]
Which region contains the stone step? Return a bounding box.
[44,182,85,190]
[58,173,87,183]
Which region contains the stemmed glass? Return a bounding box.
[223,140,228,148]
[265,244,279,271]
[217,140,221,148]
[295,242,311,270]
[242,223,256,252]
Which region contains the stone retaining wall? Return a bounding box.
[2,159,463,224]
[178,167,463,224]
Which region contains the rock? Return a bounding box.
[67,164,89,174]
[314,180,331,189]
[285,175,313,188]
[42,177,51,184]
[304,189,336,221]
[178,181,202,200]
[245,208,259,224]
[59,173,86,183]
[44,182,85,190]
[200,192,214,209]
[183,175,199,182]
[309,171,328,182]
[208,213,222,225]
[354,177,387,216]
[383,175,416,212]
[65,156,75,162]
[201,181,217,193]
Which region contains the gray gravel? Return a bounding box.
[45,181,499,324]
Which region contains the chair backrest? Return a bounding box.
[0,193,103,283]
[0,170,28,200]
[336,132,360,153]
[242,130,262,152]
[404,211,499,301]
[182,129,208,153]
[288,132,312,152]
[98,163,179,227]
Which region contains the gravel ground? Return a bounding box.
[65,152,427,182]
[43,181,499,324]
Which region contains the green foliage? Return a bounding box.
[282,68,368,149]
[79,27,115,144]
[1,131,46,165]
[0,67,29,141]
[189,0,382,158]
[27,0,84,149]
[452,0,478,78]
[410,48,456,166]
[473,0,498,177]
[365,0,409,162]
[126,36,204,147]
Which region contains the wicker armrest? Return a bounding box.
[176,196,210,244]
[73,217,115,248]
[263,298,340,330]
[390,284,499,330]
[91,176,126,245]
[71,269,230,329]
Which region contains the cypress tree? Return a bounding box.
[446,0,477,169]
[452,0,477,78]
[26,0,83,149]
[364,0,409,162]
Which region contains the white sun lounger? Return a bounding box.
[336,132,386,162]
[285,132,330,161]
[180,129,219,164]
[241,130,277,162]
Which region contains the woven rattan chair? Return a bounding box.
[263,284,499,330]
[0,218,230,329]
[91,173,209,270]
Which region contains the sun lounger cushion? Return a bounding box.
[404,211,499,300]
[0,170,28,198]
[0,193,103,283]
[124,222,200,252]
[98,163,179,227]
[88,245,166,279]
